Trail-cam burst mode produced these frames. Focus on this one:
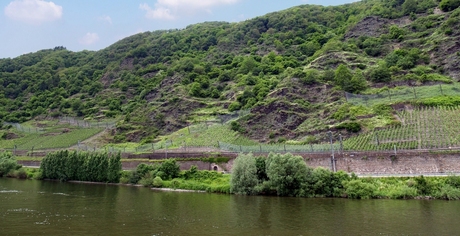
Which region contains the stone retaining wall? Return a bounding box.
[17,151,460,175]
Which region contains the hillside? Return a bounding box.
[1,0,460,147]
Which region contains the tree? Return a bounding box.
[439,0,460,12]
[402,0,417,14]
[0,152,20,177]
[344,70,367,93]
[370,62,391,83]
[231,153,258,195]
[107,152,122,183]
[389,25,405,41]
[266,153,310,196]
[159,159,180,180]
[334,64,353,88]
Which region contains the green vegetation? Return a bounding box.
[230,153,460,200]
[1,0,460,147]
[121,161,230,193]
[0,152,21,177]
[0,120,103,150]
[344,106,460,151]
[40,150,121,182]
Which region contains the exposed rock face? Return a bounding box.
[344,16,390,39]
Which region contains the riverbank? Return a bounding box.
[5,167,460,200]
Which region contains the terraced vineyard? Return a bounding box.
[1,120,105,151]
[344,106,460,151]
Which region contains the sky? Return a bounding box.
[0,0,357,59]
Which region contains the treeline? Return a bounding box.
[231,153,460,200]
[121,160,230,193]
[40,150,121,183]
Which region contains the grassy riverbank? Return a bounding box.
[3,151,460,200]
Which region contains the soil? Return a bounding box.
[4,132,19,140]
[241,82,342,141]
[344,16,390,39]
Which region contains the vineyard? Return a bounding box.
[346,83,460,107]
[4,107,460,154]
[343,106,460,151]
[1,119,105,151]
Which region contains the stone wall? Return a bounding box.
[17,151,460,175]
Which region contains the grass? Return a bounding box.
[344,106,460,151]
[109,123,258,153]
[1,120,104,150]
[347,83,460,107]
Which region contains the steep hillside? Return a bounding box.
[1,0,460,145]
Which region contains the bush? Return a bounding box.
[385,185,418,199]
[344,179,376,199]
[159,159,180,180]
[336,122,361,133]
[0,152,20,177]
[436,185,460,200]
[439,0,460,12]
[153,176,163,187]
[228,102,241,112]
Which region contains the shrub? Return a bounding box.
[439,0,460,12]
[436,185,460,200]
[336,122,361,133]
[414,175,433,195]
[153,176,163,187]
[159,159,180,180]
[228,102,241,112]
[0,152,20,177]
[386,185,418,199]
[344,179,376,199]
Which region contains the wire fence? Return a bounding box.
[3,122,45,134]
[218,142,341,153]
[345,83,460,107]
[59,116,116,128]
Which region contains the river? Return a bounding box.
[1,178,460,235]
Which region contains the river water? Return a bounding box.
[1,178,460,235]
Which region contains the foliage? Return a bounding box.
[230,153,258,195]
[0,0,457,145]
[336,122,361,133]
[159,159,180,180]
[266,153,310,196]
[344,179,376,199]
[439,0,460,12]
[0,152,21,177]
[40,150,121,183]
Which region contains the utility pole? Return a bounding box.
[329,131,336,172]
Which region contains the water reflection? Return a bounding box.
[2,178,460,235]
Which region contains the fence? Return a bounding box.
[59,116,116,128]
[345,83,460,106]
[218,142,341,153]
[3,122,45,134]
